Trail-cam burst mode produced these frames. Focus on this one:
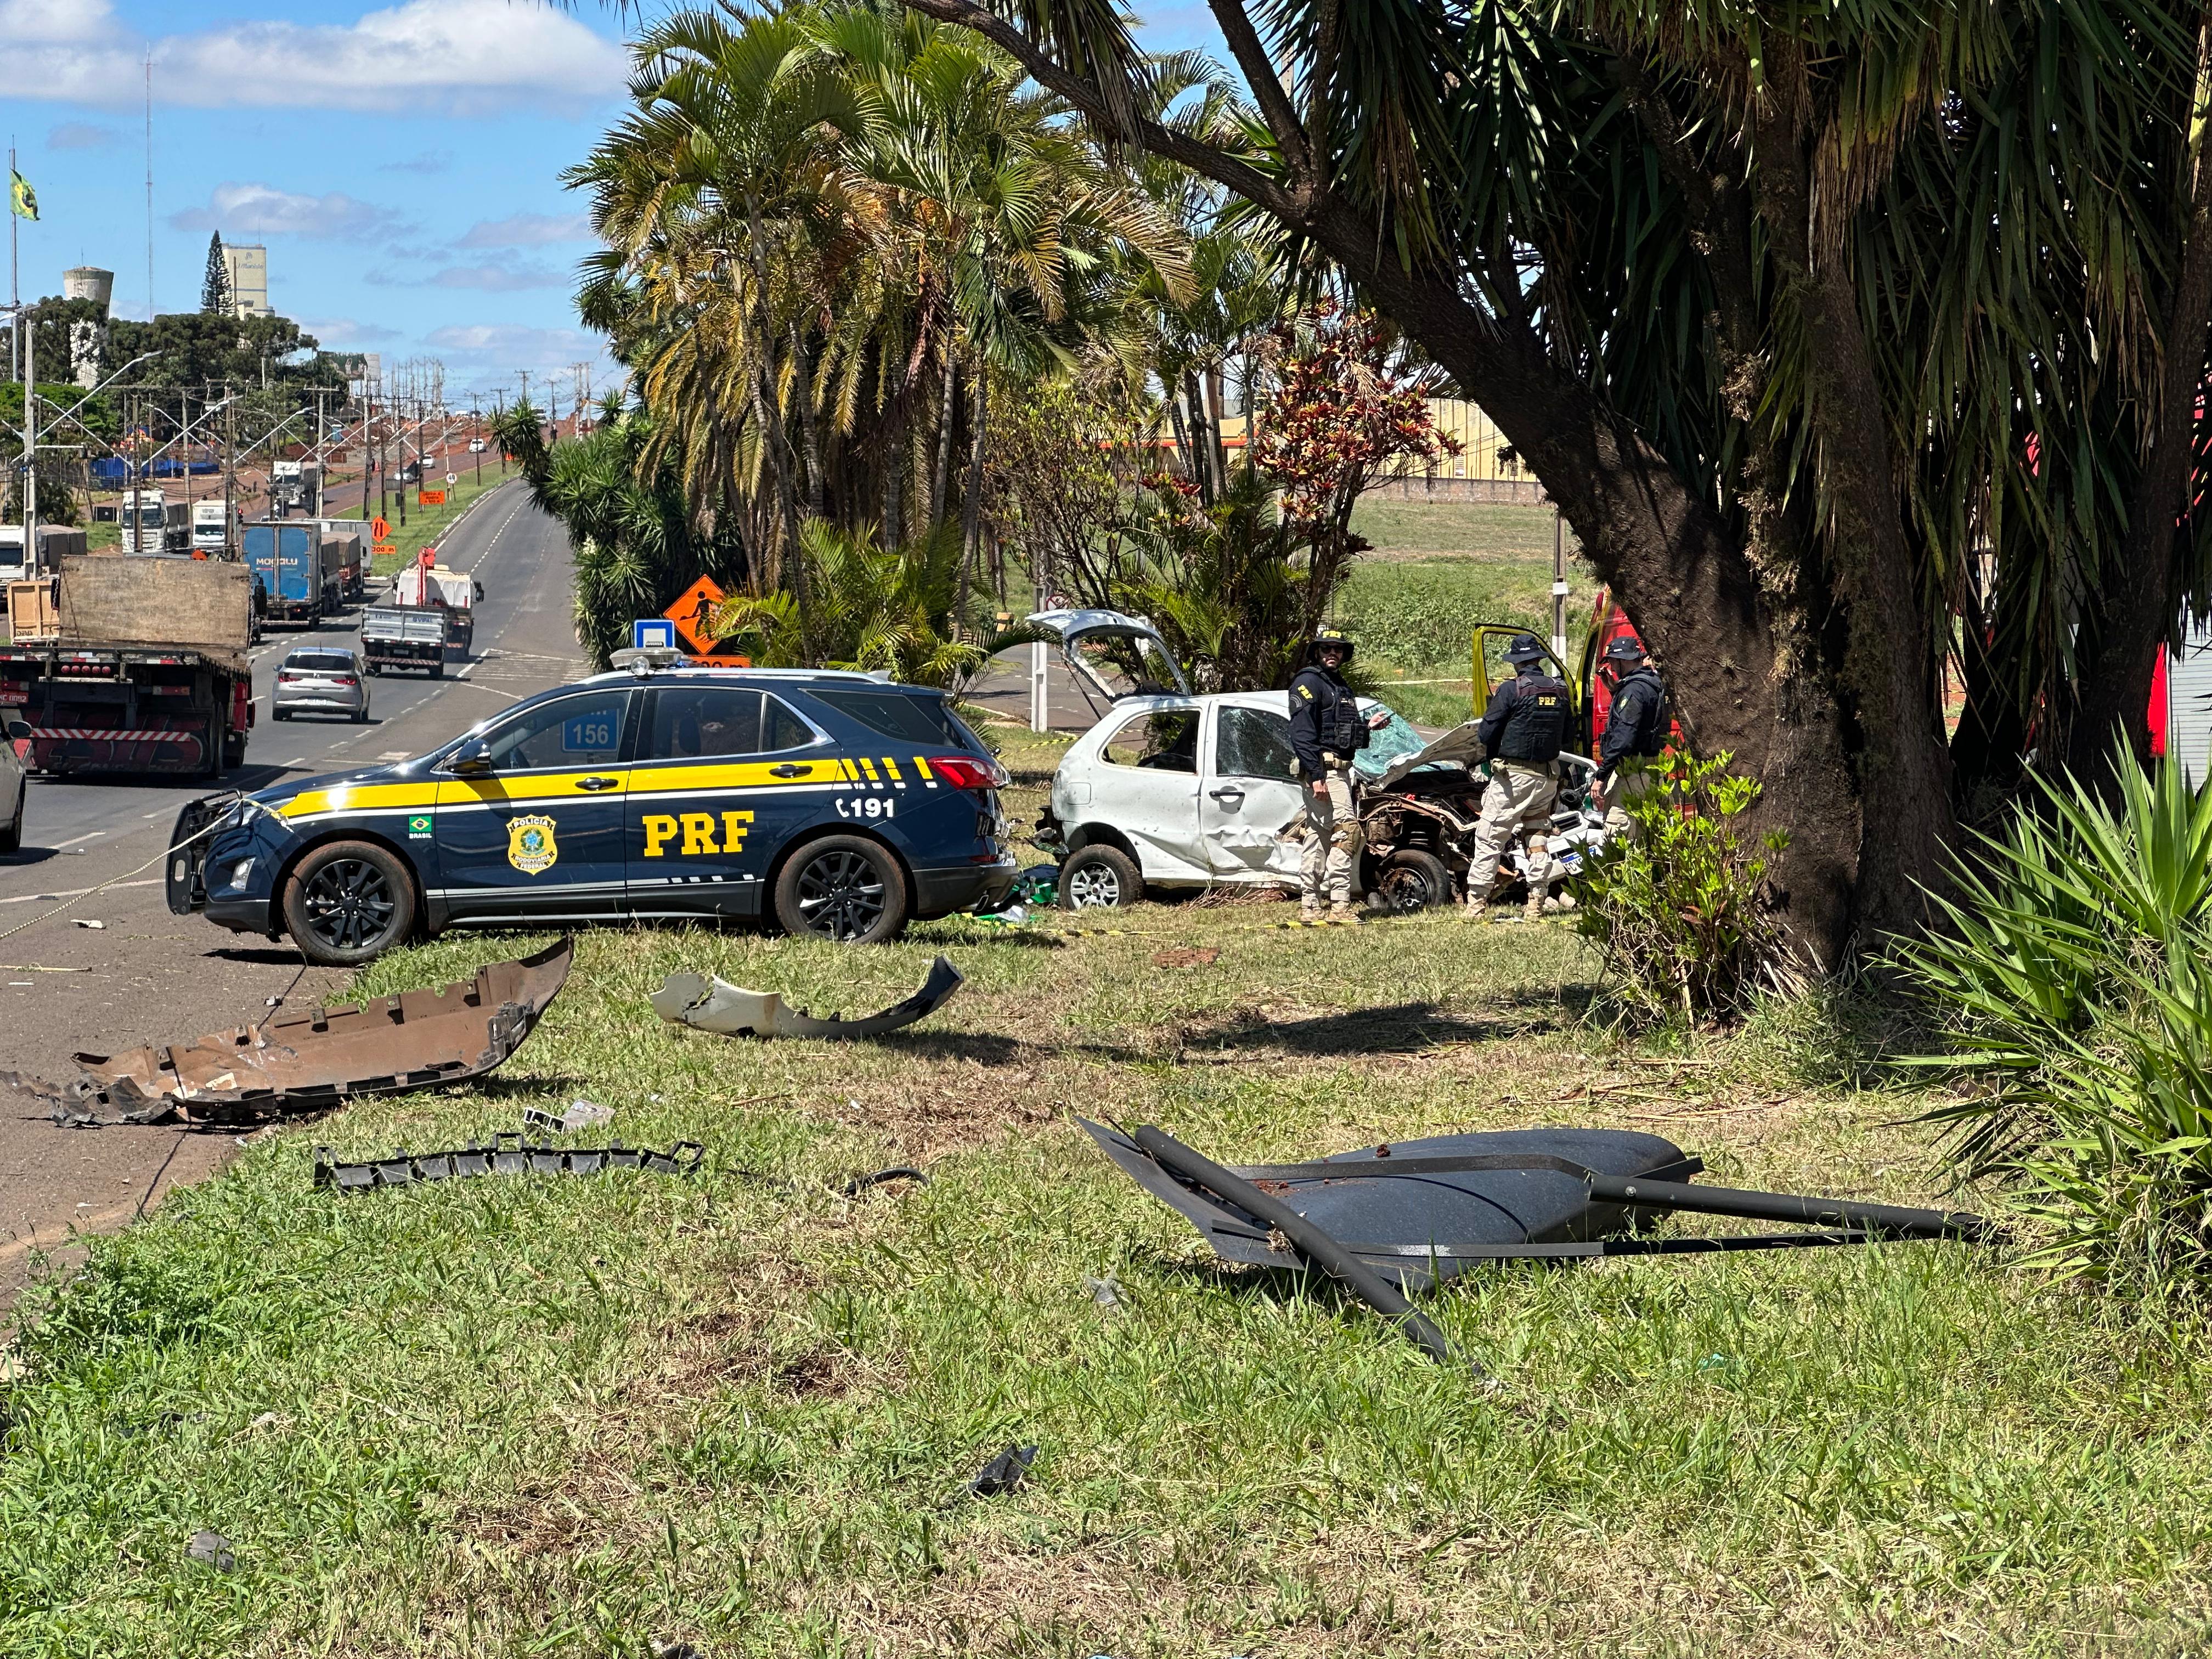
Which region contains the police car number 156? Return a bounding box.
[834,794,894,820]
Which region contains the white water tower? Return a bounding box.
[63,266,114,317]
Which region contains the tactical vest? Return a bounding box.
[1495,672,1570,764]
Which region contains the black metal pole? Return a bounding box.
[1584,1174,1994,1242]
[1131,1124,1476,1372]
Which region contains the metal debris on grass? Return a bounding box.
[651,953,963,1040]
[185,1531,235,1571]
[1082,1120,1999,1367]
[520,1099,616,1135]
[968,1443,1036,1498]
[842,1165,928,1198]
[313,1128,703,1192]
[13,939,573,1127]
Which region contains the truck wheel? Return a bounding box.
[283,840,416,966]
[0,782,21,854]
[1372,848,1452,912]
[368,664,382,677]
[774,836,908,944]
[428,662,444,680]
[1059,844,1141,910]
[223,733,247,770]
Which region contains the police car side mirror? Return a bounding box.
[444,738,496,776]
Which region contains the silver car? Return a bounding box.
[0,714,27,854]
[272,648,371,723]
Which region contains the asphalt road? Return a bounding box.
[0,479,585,1303]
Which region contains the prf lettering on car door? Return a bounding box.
[640,811,755,857]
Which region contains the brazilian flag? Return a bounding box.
[9,170,36,222]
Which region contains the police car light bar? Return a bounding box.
[610,645,690,675]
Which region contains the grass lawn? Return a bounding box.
[363,467,516,578]
[5,728,2210,1657]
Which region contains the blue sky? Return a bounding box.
[0,0,1226,408]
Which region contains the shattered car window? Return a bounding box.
[1354,704,1448,779]
[1102,709,1199,774]
[1216,707,1299,782]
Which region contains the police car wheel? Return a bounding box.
[1374,848,1452,911]
[775,836,907,944]
[1059,844,1141,910]
[283,840,416,966]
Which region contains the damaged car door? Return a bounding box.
[1090,703,1208,880]
[1200,702,1306,880]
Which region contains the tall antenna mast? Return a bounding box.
[144,54,155,320]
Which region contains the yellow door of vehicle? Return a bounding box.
[1470,623,1588,754]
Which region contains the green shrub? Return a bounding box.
[1338,567,1545,671]
[1573,751,1791,1025]
[1894,742,2212,1285]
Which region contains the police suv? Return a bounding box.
[166,662,1018,964]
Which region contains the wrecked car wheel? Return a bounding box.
[1374,848,1453,911]
[282,840,416,966]
[1059,844,1141,910]
[776,836,907,944]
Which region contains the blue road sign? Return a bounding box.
[632,618,677,651]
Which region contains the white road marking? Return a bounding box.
[378,750,411,760]
[0,878,160,905]
[52,831,107,849]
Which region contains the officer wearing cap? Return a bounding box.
[1286,627,1387,921]
[1464,633,1571,922]
[1595,636,1667,845]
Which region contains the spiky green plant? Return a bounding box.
[1895,742,2212,1283]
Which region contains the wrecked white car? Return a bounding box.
[1027,610,1605,910]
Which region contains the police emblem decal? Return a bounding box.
[507,815,559,875]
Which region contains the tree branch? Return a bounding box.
[1203,0,1311,174]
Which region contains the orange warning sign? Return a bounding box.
[371,516,390,540]
[420,489,447,506]
[664,576,727,655]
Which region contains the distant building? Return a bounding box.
[61,266,115,388]
[221,242,273,319]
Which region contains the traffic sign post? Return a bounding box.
[632,618,678,651]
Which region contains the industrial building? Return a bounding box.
[221,242,273,319]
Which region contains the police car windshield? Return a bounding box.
[809,687,984,752]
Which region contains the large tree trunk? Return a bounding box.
[2067,23,2212,783]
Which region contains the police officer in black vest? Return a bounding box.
[1287,627,1386,921]
[1464,633,1571,921]
[1595,636,1667,844]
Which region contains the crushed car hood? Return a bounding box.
[1364,719,1486,790]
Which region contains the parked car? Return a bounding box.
[1027,610,1604,912]
[166,663,1018,965]
[467,438,487,453]
[272,647,371,724]
[0,714,29,854]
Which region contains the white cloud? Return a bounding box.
[170,183,405,240]
[47,121,120,150]
[458,212,594,250]
[379,150,453,176]
[421,322,612,377]
[0,0,627,116]
[427,263,569,292]
[299,316,402,346]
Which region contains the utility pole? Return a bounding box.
[22,313,37,575]
[223,391,236,558]
[472,403,482,484]
[1550,505,1568,664]
[144,55,155,325]
[9,143,18,388]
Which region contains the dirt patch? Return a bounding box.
[1153,947,1221,968]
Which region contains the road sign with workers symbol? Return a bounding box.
[663,576,727,656]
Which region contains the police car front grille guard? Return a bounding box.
[314,1132,704,1192]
